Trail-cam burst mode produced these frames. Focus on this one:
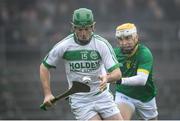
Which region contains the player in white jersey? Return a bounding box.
[40,8,123,120]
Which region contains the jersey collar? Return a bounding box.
[74,33,92,46]
[127,44,139,58]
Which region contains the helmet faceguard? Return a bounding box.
[72,8,95,45]
[115,23,138,55]
[120,40,138,55]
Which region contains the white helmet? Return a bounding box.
[115,23,137,38]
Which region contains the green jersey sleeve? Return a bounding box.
[138,47,153,72]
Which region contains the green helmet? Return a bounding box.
[72,8,95,27]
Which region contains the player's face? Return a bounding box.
[74,25,94,42]
[117,34,138,54]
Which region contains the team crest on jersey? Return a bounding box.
[126,61,131,69]
[90,51,98,60]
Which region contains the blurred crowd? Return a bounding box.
[0,0,180,119]
[0,0,180,48]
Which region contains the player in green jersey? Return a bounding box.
[40,8,123,120]
[114,23,158,120]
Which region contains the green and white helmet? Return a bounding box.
[72,8,95,27]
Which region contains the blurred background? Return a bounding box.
[0,0,180,119]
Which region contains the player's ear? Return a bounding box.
[92,26,95,32]
[134,33,138,41]
[136,34,139,40]
[93,22,96,32]
[71,22,75,33]
[92,22,96,32]
[71,27,74,33]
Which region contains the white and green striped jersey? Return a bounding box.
[43,33,119,99]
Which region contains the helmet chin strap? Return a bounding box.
[121,42,138,56]
[74,33,93,45]
[121,48,134,55]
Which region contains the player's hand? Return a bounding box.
[116,79,122,85]
[99,75,108,92]
[43,94,55,107]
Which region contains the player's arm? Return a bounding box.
[99,65,121,83]
[118,70,149,86]
[99,67,121,91]
[99,65,121,91]
[40,43,63,106]
[99,39,122,82]
[40,63,53,97]
[40,63,55,106]
[117,49,153,86]
[107,68,121,83]
[99,39,122,90]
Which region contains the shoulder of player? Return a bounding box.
[53,34,74,48]
[93,34,108,42]
[113,47,121,55]
[113,47,122,61]
[92,34,111,47]
[138,44,152,54]
[137,44,153,59]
